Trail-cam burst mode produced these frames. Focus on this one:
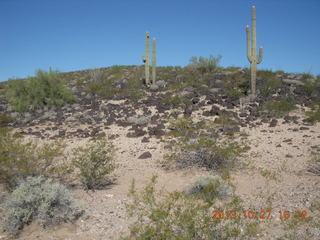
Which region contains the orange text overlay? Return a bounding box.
[211,209,308,220]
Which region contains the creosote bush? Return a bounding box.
[5,68,76,112]
[124,176,259,240]
[1,176,82,235]
[0,127,69,191]
[176,136,246,171]
[123,176,217,240]
[71,139,116,190]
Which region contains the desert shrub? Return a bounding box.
[1,176,82,235]
[5,69,76,112]
[226,88,244,100]
[188,176,233,205]
[260,78,283,97]
[302,78,320,97]
[124,176,257,240]
[264,99,297,117]
[123,176,216,240]
[257,69,277,80]
[175,136,246,171]
[160,93,183,108]
[188,55,222,74]
[0,114,13,127]
[0,128,69,190]
[71,139,116,190]
[305,107,320,124]
[213,114,239,127]
[307,148,320,176]
[165,116,247,173]
[167,116,195,138]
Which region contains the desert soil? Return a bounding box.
[1,102,319,240]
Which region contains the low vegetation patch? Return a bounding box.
[0,127,69,191]
[71,139,116,190]
[124,176,260,240]
[188,55,222,74]
[263,99,297,117]
[305,107,320,124]
[165,117,248,174]
[5,69,76,112]
[1,176,82,235]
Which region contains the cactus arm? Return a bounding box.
[152,38,156,86]
[246,25,253,63]
[257,47,263,64]
[252,6,257,60]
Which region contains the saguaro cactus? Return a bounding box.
[246,6,263,97]
[142,32,150,85]
[152,38,157,87]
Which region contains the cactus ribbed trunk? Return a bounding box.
[246,6,263,97]
[152,38,156,87]
[144,32,150,85]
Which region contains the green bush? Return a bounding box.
[123,176,217,240]
[124,176,257,240]
[188,176,231,205]
[0,128,69,190]
[260,78,283,97]
[5,69,76,112]
[176,136,246,171]
[305,108,320,124]
[71,139,116,190]
[226,88,244,100]
[0,114,13,127]
[188,55,222,74]
[160,93,183,108]
[1,176,82,235]
[264,100,297,117]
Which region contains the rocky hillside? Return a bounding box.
[0,65,319,240]
[0,66,318,138]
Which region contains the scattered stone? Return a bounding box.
[141,137,150,143]
[269,119,278,127]
[138,151,152,159]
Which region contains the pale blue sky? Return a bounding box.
[1,0,319,81]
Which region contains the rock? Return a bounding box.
[10,112,19,119]
[183,104,193,116]
[127,116,150,125]
[138,151,152,159]
[269,119,278,127]
[282,79,304,86]
[126,129,146,138]
[141,137,150,143]
[208,88,220,94]
[150,85,159,91]
[148,126,165,137]
[156,80,166,88]
[300,127,309,130]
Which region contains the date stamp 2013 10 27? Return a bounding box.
[211,209,308,220]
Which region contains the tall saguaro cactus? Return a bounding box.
[246,6,263,97]
[142,32,150,85]
[152,38,157,87]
